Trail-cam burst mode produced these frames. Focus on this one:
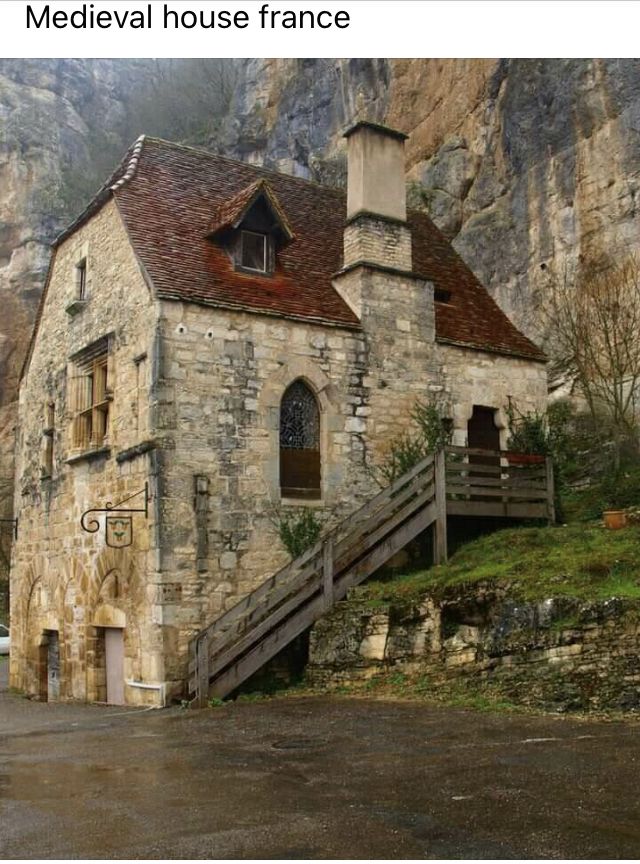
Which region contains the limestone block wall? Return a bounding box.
[10,200,162,705]
[152,262,445,687]
[307,588,640,712]
[437,342,548,446]
[335,266,439,465]
[154,302,379,682]
[343,216,412,271]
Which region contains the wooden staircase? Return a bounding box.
[188,447,554,706]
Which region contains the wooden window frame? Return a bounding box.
[70,351,111,452]
[239,230,271,274]
[76,258,88,300]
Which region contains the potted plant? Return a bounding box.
[600,468,639,529]
[505,404,549,465]
[602,483,629,530]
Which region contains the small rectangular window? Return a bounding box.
[240,231,268,273]
[42,402,55,477]
[76,259,87,300]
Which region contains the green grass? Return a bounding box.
[360,522,640,605]
[561,463,640,522]
[309,669,523,714]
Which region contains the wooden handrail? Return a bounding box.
[188,451,435,654]
[189,446,554,704]
[189,451,437,702]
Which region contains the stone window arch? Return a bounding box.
[279,379,321,499]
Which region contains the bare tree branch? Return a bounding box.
[543,253,640,465]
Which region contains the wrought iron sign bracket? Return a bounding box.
[80,483,149,544]
[0,518,18,540]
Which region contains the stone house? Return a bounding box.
[9,122,546,705]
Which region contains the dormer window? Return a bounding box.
[240,230,269,273]
[206,179,294,280]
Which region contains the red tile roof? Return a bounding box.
[37,136,541,367]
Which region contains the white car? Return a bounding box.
[0,624,9,655]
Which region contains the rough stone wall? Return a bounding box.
[343,216,412,271]
[154,302,376,683]
[436,343,548,446]
[9,200,162,705]
[307,587,640,712]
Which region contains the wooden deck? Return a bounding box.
[188,447,554,705]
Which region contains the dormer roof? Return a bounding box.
[206,178,295,246]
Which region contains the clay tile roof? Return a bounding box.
[100,137,544,359]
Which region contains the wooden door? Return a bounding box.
[104,627,125,705]
[467,407,501,500]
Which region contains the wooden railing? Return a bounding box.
[188,446,554,705]
[445,446,555,522]
[188,451,439,704]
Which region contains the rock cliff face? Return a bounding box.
[223,59,640,339]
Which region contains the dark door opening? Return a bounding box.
[46,630,60,702]
[467,405,500,453]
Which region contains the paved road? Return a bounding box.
[1,658,640,859]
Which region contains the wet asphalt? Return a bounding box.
[1,658,640,859]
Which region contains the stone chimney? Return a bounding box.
[342,121,412,272]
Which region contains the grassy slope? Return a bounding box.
[362,523,640,604]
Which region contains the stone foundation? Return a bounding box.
[307,584,640,712]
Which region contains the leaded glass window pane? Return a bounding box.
[280,381,320,450]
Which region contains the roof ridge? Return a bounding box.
[141,135,347,198]
[110,134,146,191]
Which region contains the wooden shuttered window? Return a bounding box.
[279,380,321,500]
[69,340,111,451]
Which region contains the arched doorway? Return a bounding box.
[467,405,500,453]
[279,380,321,499]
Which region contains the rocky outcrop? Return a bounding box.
[307,585,640,713]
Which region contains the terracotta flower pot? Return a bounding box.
[603,510,628,530]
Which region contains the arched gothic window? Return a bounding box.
[279,380,321,499]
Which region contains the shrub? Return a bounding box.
[277,508,322,559]
[379,398,452,484]
[506,403,550,455]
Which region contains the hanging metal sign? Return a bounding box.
[106,515,133,548]
[80,483,148,545]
